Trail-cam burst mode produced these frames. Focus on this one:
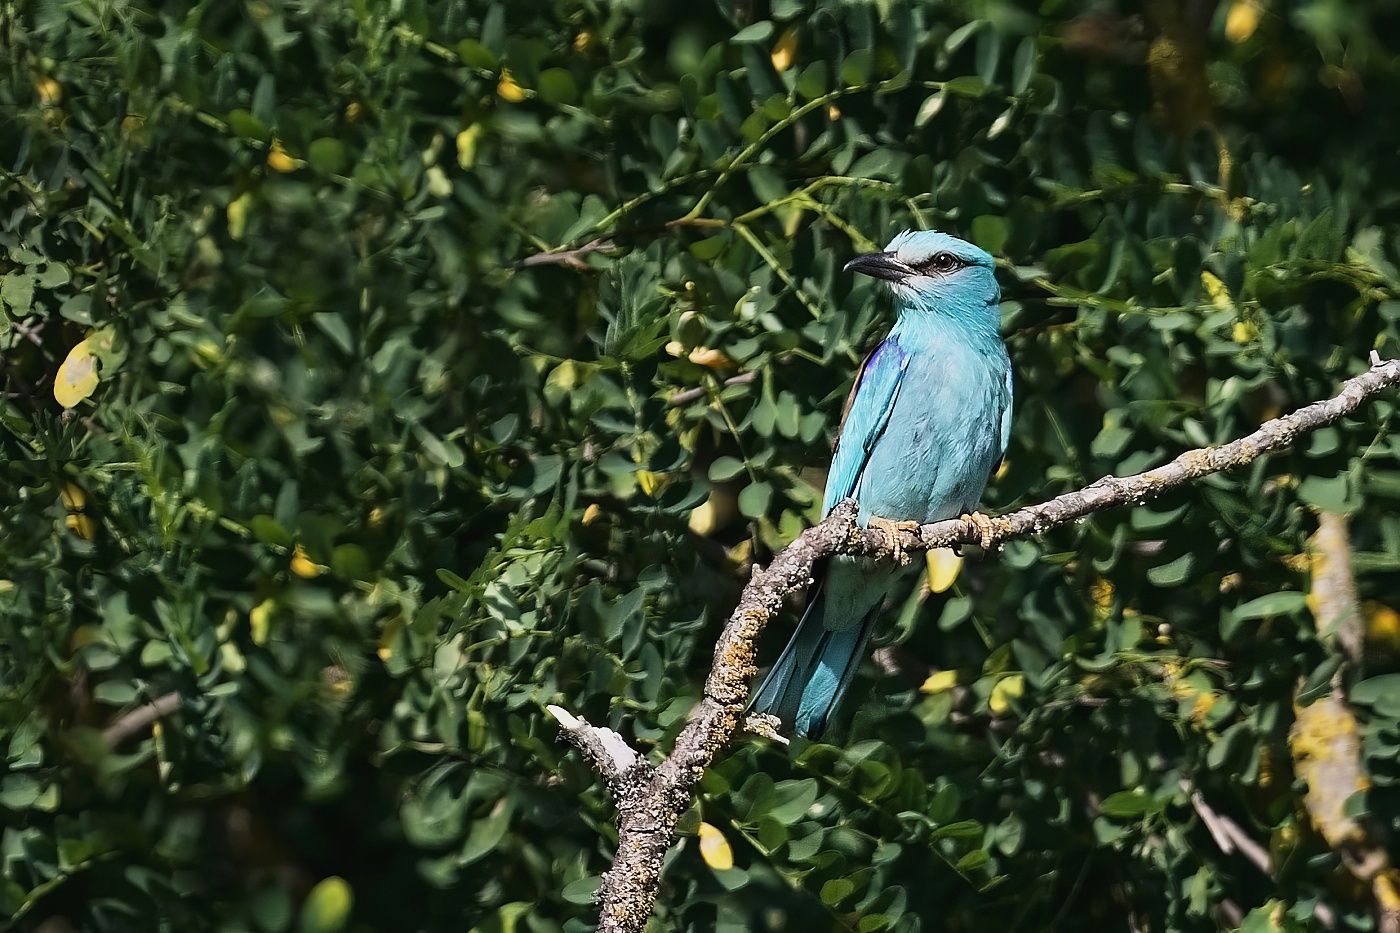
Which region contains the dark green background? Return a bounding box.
[2,1,1399,930]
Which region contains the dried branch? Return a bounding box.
[667,371,757,407]
[102,691,183,747]
[1185,781,1276,877]
[545,706,644,796]
[515,237,616,270]
[549,356,1400,933]
[1294,511,1399,933]
[1309,511,1364,664]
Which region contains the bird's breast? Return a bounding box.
[855,341,1008,525]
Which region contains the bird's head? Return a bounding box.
[844,230,1000,331]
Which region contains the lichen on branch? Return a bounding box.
[549,357,1400,933]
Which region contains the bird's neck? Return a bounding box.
[889,300,1004,359]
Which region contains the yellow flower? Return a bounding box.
[227,191,253,241]
[456,124,482,170]
[377,614,404,662]
[636,469,669,498]
[665,341,736,370]
[54,337,101,409]
[33,76,62,106]
[497,69,528,102]
[925,547,962,594]
[266,138,298,173]
[60,482,86,511]
[989,674,1024,715]
[290,544,322,578]
[1190,691,1217,724]
[920,669,958,694]
[698,822,734,871]
[1225,0,1262,43]
[771,27,798,72]
[250,600,274,645]
[1364,600,1400,652]
[65,513,96,540]
[1090,575,1115,610]
[1200,270,1234,310]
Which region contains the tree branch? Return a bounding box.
[549,355,1400,932]
[667,371,757,407]
[545,705,645,796]
[515,237,616,270]
[101,691,183,747]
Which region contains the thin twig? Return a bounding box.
[1187,784,1272,873]
[667,371,757,407]
[1187,780,1338,928]
[515,237,616,270]
[101,691,183,747]
[550,356,1400,933]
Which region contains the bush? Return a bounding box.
[2,1,1398,931]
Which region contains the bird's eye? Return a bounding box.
[918,250,963,273]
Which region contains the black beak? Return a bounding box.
[843,252,915,282]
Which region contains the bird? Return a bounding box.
[748,230,1013,739]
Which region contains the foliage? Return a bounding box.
[2,0,1400,931]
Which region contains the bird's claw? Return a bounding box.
[961,511,996,551]
[870,515,921,565]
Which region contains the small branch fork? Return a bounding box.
[546,356,1400,932]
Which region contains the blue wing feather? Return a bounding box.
[998,369,1013,463]
[823,339,909,516]
[751,229,1013,739]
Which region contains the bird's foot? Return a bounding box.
[961,511,997,551]
[870,515,921,565]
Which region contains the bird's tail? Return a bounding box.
[747,574,879,740]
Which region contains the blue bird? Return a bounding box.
[749,230,1013,739]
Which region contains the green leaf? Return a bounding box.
[1,272,35,316]
[820,877,855,906]
[537,68,578,105]
[943,75,988,98]
[732,21,774,43]
[738,481,772,518]
[1228,591,1306,621]
[457,39,498,70]
[841,50,874,87]
[1098,789,1163,818]
[932,820,982,839]
[1011,37,1036,96]
[708,456,746,482]
[299,877,353,933]
[971,215,1008,255]
[1351,674,1400,713]
[1146,551,1194,587]
[1298,472,1356,512]
[307,138,348,174]
[796,61,828,99]
[561,876,602,905]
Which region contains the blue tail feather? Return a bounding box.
[748,576,879,739]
